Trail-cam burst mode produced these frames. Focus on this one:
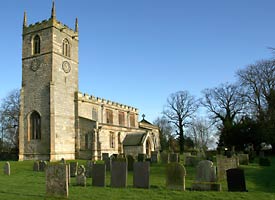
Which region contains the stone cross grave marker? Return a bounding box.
[166,163,186,191]
[76,165,86,187]
[226,168,247,192]
[69,162,78,177]
[133,162,150,189]
[111,159,128,188]
[4,162,10,176]
[92,163,106,187]
[45,164,68,198]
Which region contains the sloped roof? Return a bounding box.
[123,133,147,146]
[140,119,153,125]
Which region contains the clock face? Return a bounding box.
[30,59,40,71]
[62,61,71,73]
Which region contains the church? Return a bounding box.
[18,2,160,161]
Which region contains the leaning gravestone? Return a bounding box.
[166,163,186,191]
[70,162,78,177]
[169,153,179,163]
[39,160,47,172]
[46,164,68,198]
[76,165,86,187]
[191,160,221,191]
[92,163,106,187]
[33,161,40,172]
[4,162,10,176]
[226,168,247,192]
[133,162,150,189]
[111,159,127,188]
[127,155,135,171]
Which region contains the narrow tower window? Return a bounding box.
[62,39,70,57]
[33,35,40,55]
[30,111,41,140]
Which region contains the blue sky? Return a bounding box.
[1,0,275,122]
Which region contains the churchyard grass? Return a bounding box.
[0,158,274,200]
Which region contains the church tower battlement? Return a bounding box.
[19,2,79,161]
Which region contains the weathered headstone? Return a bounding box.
[69,162,78,177]
[102,153,109,161]
[4,162,10,176]
[184,156,199,167]
[216,155,239,180]
[39,160,47,172]
[238,154,249,165]
[85,160,94,178]
[226,168,247,192]
[169,153,179,163]
[111,159,127,188]
[127,155,135,171]
[133,162,150,189]
[76,165,86,187]
[33,161,40,172]
[160,152,169,164]
[138,153,146,162]
[151,151,159,163]
[191,160,221,191]
[166,163,186,191]
[92,164,106,187]
[46,164,68,198]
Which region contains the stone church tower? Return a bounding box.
[19,2,79,161]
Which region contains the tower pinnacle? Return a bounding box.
[51,0,56,19]
[23,11,27,27]
[75,18,79,32]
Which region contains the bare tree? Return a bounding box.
[201,83,245,127]
[153,116,174,151]
[237,59,275,120]
[0,89,20,151]
[186,118,216,150]
[163,90,198,153]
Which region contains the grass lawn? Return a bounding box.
[0,157,274,200]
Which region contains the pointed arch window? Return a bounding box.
[33,35,40,55]
[62,38,70,57]
[30,111,41,140]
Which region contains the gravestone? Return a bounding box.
[46,164,68,198]
[127,155,135,171]
[166,163,186,191]
[85,160,94,178]
[102,153,109,161]
[191,160,221,191]
[226,168,247,192]
[238,154,249,165]
[151,151,159,163]
[169,153,179,163]
[33,161,40,171]
[92,164,106,187]
[69,162,78,177]
[76,165,86,187]
[133,162,150,189]
[138,153,146,162]
[161,152,169,164]
[39,160,47,172]
[4,162,10,176]
[111,159,127,188]
[184,156,199,167]
[216,155,239,180]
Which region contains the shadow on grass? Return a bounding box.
[243,157,275,193]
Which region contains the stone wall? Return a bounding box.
[216,155,239,180]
